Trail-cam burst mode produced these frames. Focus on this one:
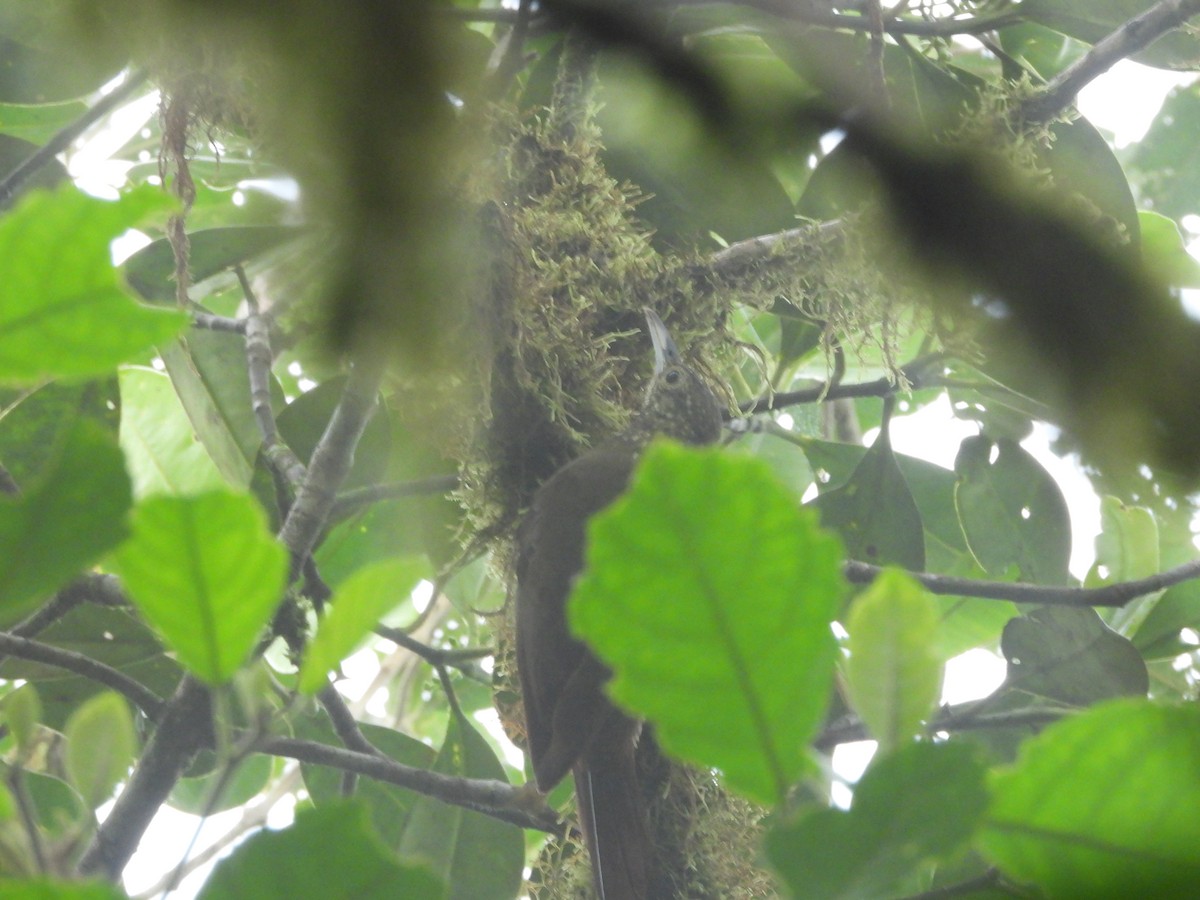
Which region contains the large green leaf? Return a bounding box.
[123,225,305,302]
[198,801,444,900]
[980,700,1200,897]
[0,185,187,384]
[118,366,227,498]
[0,378,119,487]
[809,429,926,571]
[767,742,989,899]
[397,715,523,900]
[954,436,1071,585]
[298,558,428,694]
[1000,606,1148,705]
[571,443,844,805]
[845,570,943,754]
[0,420,131,624]
[114,491,288,684]
[160,329,277,489]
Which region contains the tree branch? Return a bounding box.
[78,677,212,879]
[257,737,561,834]
[844,555,1200,607]
[238,267,309,491]
[0,632,165,720]
[277,357,385,568]
[1022,0,1200,122]
[815,703,1069,751]
[330,475,460,519]
[740,354,945,414]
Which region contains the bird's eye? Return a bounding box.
[664,368,682,385]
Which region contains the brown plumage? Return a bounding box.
[516,309,722,899]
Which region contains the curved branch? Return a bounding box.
[0,632,165,719]
[258,737,561,834]
[1022,0,1200,122]
[844,556,1200,607]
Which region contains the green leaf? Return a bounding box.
[298,558,428,694]
[63,692,135,809]
[954,436,1071,585]
[980,700,1200,897]
[0,184,187,385]
[571,443,844,805]
[0,99,87,145]
[159,330,275,488]
[1132,576,1200,658]
[297,716,435,848]
[1000,606,1148,706]
[3,684,41,759]
[1088,496,1162,638]
[1139,210,1200,287]
[124,225,305,302]
[397,715,524,900]
[0,378,119,487]
[767,742,989,899]
[118,366,227,498]
[845,570,943,754]
[809,429,926,570]
[1129,82,1200,221]
[114,491,288,684]
[1022,0,1200,69]
[0,880,126,900]
[170,754,274,816]
[0,605,166,681]
[198,801,445,900]
[0,420,132,624]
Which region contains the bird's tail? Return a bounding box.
[574,749,652,900]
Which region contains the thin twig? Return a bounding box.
[815,704,1068,751]
[0,70,151,207]
[0,632,165,719]
[1022,0,1200,122]
[317,684,382,757]
[330,475,460,519]
[259,737,560,833]
[373,624,494,680]
[740,354,945,414]
[843,555,1200,608]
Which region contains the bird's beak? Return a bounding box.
[643,308,681,375]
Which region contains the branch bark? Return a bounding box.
[1022,0,1200,122]
[844,555,1200,607]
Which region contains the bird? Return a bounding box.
[515,308,723,900]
